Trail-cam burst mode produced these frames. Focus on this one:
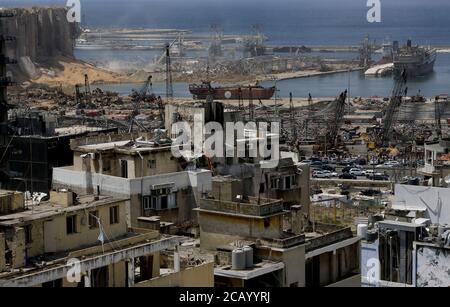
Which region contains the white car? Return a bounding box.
[377,161,401,168]
[349,168,364,176]
[364,170,376,177]
[313,171,332,178]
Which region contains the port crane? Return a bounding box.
[128,75,165,132]
[378,69,408,147]
[326,90,347,147]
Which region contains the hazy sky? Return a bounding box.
[2,0,449,6]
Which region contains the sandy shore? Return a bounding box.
[31,56,361,90]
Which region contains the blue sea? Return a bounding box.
[5,0,450,97]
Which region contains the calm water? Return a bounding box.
[96,52,450,98]
[8,0,450,97]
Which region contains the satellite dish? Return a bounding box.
[224,91,232,99]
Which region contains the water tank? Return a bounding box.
[232,249,246,270]
[243,246,253,268]
[357,224,368,239]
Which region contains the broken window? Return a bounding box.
[109,206,119,225]
[89,210,99,229]
[147,159,156,169]
[143,190,176,211]
[102,159,111,172]
[66,215,77,235]
[270,177,279,189]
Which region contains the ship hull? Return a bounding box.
[394,59,435,77]
[189,85,276,100]
[394,51,436,78]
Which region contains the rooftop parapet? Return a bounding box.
[199,196,284,217]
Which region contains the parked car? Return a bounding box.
[310,161,323,167]
[349,168,365,176]
[355,158,367,165]
[364,170,376,177]
[373,174,390,181]
[312,171,330,178]
[342,166,354,173]
[339,173,357,180]
[321,165,336,172]
[377,160,401,168]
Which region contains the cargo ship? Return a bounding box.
[393,40,436,77]
[189,82,276,100]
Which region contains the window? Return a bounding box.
[110,206,119,225]
[270,177,279,189]
[285,176,292,190]
[102,160,111,172]
[66,215,77,235]
[147,159,156,169]
[89,210,99,229]
[25,225,32,244]
[142,192,176,211]
[143,196,151,210]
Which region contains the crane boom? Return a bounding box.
[327,90,347,146]
[379,70,408,146]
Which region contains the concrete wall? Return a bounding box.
[281,245,306,287]
[326,274,361,287]
[53,167,212,227]
[16,200,128,257]
[0,191,25,214]
[134,262,214,287]
[198,211,283,250]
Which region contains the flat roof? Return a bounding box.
[214,261,284,280]
[0,195,129,226]
[76,139,174,154]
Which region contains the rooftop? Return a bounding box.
[215,261,284,280]
[0,194,128,226]
[197,196,284,218]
